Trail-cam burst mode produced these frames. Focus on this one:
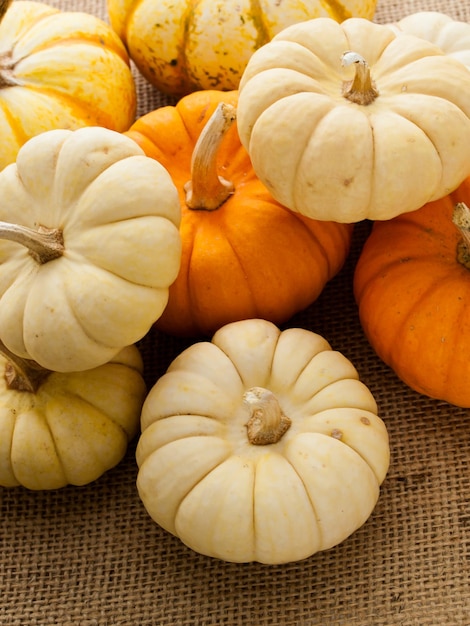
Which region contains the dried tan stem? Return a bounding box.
[341,51,379,105]
[243,387,292,445]
[0,339,50,393]
[0,222,64,264]
[0,0,20,88]
[184,102,236,211]
[452,202,470,269]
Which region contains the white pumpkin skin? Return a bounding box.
[0,126,182,373]
[107,0,377,97]
[237,17,470,223]
[0,345,146,490]
[390,12,470,70]
[137,319,390,565]
[0,0,137,170]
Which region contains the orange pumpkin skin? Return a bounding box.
[354,180,470,407]
[125,90,353,337]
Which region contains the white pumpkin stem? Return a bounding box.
[0,339,50,393]
[0,221,64,264]
[184,102,236,211]
[452,202,470,268]
[243,386,292,445]
[341,51,379,105]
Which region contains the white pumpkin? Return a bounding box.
[390,12,470,70]
[136,319,390,564]
[236,17,470,223]
[0,126,181,372]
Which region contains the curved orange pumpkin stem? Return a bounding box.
[184,102,236,211]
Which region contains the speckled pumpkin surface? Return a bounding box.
[107,0,378,96]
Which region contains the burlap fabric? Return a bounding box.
[2,0,470,624]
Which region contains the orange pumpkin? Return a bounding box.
[354,177,470,407]
[125,90,353,337]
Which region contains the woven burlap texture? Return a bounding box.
[2,1,470,624]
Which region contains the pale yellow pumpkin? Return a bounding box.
[107,0,377,97]
[137,319,390,564]
[237,17,470,223]
[390,12,470,70]
[0,126,181,373]
[0,344,146,490]
[0,0,137,170]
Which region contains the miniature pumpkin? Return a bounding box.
[107,0,377,98]
[237,17,470,223]
[390,12,470,70]
[0,342,146,490]
[354,177,470,407]
[0,0,137,170]
[125,90,352,337]
[137,318,390,564]
[0,126,181,372]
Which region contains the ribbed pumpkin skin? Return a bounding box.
[390,11,470,70]
[0,345,146,491]
[0,0,136,170]
[236,18,470,224]
[125,90,353,338]
[0,126,182,373]
[354,179,470,407]
[108,0,377,97]
[136,319,390,564]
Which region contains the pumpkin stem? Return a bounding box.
[0,51,20,88]
[0,338,50,393]
[0,0,19,88]
[184,102,236,211]
[341,51,379,105]
[0,221,64,264]
[452,202,470,269]
[0,0,11,22]
[243,386,292,445]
